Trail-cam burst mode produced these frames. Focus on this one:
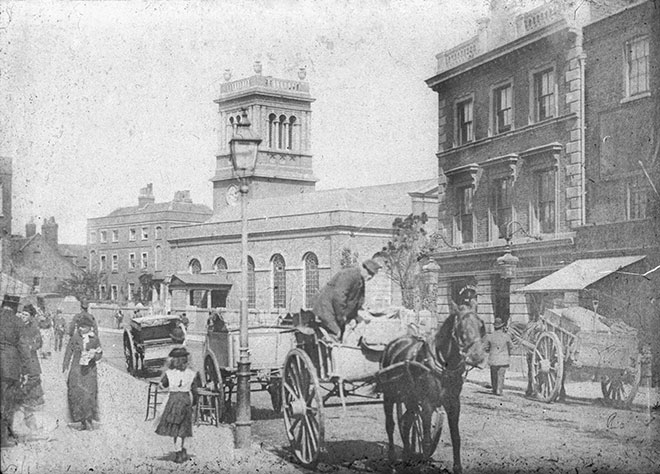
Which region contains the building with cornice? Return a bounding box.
[87,184,212,302]
[425,0,658,348]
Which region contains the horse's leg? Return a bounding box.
[400,402,413,460]
[445,400,462,474]
[383,393,396,462]
[525,351,534,396]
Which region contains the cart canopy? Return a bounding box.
[517,255,646,293]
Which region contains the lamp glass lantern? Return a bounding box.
[229,112,262,178]
[496,250,519,279]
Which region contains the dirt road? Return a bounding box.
[1,330,658,474]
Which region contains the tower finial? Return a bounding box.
[298,66,307,80]
[223,69,232,82]
[253,61,263,75]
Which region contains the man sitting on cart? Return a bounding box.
[312,259,381,342]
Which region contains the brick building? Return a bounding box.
[167,66,438,320]
[424,0,658,333]
[87,184,212,303]
[7,219,83,294]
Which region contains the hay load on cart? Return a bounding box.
[514,256,644,406]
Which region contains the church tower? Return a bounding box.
[212,62,317,211]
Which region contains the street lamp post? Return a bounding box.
[229,109,262,449]
[496,221,540,279]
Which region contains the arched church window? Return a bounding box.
[268,113,277,149]
[214,257,228,274]
[271,254,286,309]
[278,115,287,149]
[303,252,319,309]
[287,116,296,150]
[189,258,201,275]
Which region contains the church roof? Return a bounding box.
[205,179,437,224]
[106,200,212,218]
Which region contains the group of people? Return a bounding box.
[0,296,104,447]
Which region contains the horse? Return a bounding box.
[379,300,486,474]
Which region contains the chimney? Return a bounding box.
[42,216,59,248]
[173,190,192,203]
[138,183,155,208]
[26,218,36,238]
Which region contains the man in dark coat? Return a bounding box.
[0,304,31,447]
[68,297,98,337]
[313,259,381,340]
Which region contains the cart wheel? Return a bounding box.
[396,402,443,460]
[123,333,135,376]
[282,348,324,468]
[601,354,641,408]
[269,378,283,413]
[203,356,225,422]
[531,332,564,403]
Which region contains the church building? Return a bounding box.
[166,64,437,328]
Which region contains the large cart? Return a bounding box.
[512,306,641,406]
[123,314,187,375]
[201,324,297,419]
[280,314,443,468]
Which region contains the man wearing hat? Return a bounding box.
[483,317,514,396]
[68,297,98,338]
[457,284,478,307]
[0,303,31,447]
[313,259,381,341]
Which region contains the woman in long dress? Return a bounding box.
[62,314,102,430]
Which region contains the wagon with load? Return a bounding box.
[123,314,187,375]
[511,306,641,407]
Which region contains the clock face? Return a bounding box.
[225,185,239,206]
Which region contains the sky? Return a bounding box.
[0,0,488,244]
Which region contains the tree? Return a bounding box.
[58,270,107,301]
[377,213,435,310]
[138,273,154,304]
[340,247,359,269]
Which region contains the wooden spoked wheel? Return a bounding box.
[531,332,564,403]
[203,356,225,421]
[123,333,135,376]
[282,349,324,468]
[601,354,641,408]
[396,402,443,459]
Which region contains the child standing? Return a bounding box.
[155,347,201,463]
[484,317,513,396]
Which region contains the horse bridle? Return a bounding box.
[424,313,474,380]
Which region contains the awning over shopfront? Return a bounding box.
[517,255,646,293]
[168,273,233,290]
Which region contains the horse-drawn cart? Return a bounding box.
[201,324,297,419]
[123,314,187,375]
[511,306,641,406]
[280,310,448,468]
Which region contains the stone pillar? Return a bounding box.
[564,35,585,229]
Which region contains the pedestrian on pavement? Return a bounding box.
[179,312,189,330]
[114,309,124,329]
[68,297,99,338]
[63,313,103,430]
[0,302,31,448]
[37,309,53,359]
[312,259,381,341]
[483,317,513,396]
[155,347,201,464]
[15,308,46,433]
[53,310,66,352]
